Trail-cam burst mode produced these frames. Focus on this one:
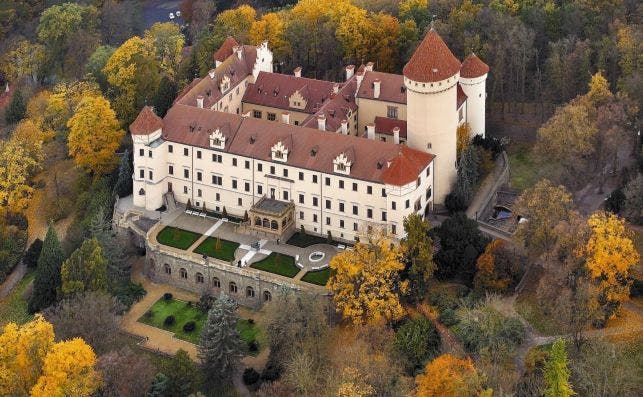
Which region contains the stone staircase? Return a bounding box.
[163,191,177,212]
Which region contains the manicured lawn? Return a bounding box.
[301,268,331,286]
[286,231,351,248]
[0,271,35,327]
[193,237,240,262]
[250,253,300,278]
[156,226,202,250]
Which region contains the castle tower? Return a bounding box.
[403,29,461,205]
[459,53,489,138]
[130,106,166,210]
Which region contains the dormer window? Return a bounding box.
[271,141,289,162]
[220,75,231,93]
[209,128,226,149]
[333,152,352,175]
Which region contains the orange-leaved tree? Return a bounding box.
[415,354,490,397]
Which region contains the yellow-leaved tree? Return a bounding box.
[214,5,257,44]
[67,95,124,176]
[415,354,490,397]
[249,12,290,60]
[457,123,472,158]
[327,234,407,325]
[0,315,101,396]
[581,211,639,319]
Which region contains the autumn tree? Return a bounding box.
[474,239,521,294]
[214,5,256,44]
[249,12,290,60]
[542,339,575,397]
[581,211,639,320]
[5,89,26,124]
[415,354,489,397]
[0,40,46,84]
[401,213,435,303]
[399,0,431,32]
[327,234,407,325]
[60,238,108,297]
[96,347,155,397]
[144,22,185,79]
[0,315,101,397]
[67,94,125,176]
[513,179,575,257]
[44,80,101,135]
[337,367,375,397]
[28,224,65,313]
[456,122,472,157]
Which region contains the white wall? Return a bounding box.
[459,74,487,138]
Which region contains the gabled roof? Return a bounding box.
[213,37,240,63]
[403,29,461,83]
[457,83,468,108]
[374,117,407,138]
[382,146,435,186]
[130,106,163,135]
[303,75,358,132]
[460,53,489,78]
[357,71,406,104]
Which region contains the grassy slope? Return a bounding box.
[507,143,540,191]
[0,271,35,327]
[250,253,299,278]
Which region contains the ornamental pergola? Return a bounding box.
[248,196,295,238]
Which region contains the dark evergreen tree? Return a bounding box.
[400,213,435,303]
[198,293,243,387]
[5,89,26,124]
[88,206,129,288]
[162,349,199,397]
[28,223,65,313]
[23,238,43,268]
[146,373,169,397]
[153,76,177,117]
[394,316,441,373]
[113,148,133,198]
[454,145,480,205]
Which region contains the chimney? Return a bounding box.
[208,69,216,79]
[196,95,204,108]
[293,67,302,77]
[373,79,381,99]
[282,112,290,124]
[365,62,374,72]
[356,71,364,88]
[392,127,400,144]
[333,83,340,94]
[233,45,243,59]
[317,114,326,131]
[340,119,348,135]
[345,65,355,80]
[215,60,222,67]
[242,111,251,118]
[366,123,375,140]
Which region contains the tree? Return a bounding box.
[23,238,43,268]
[5,89,26,124]
[513,179,575,257]
[457,123,472,157]
[474,239,521,294]
[43,291,122,355]
[44,80,101,135]
[455,145,480,205]
[113,149,133,198]
[153,76,178,117]
[401,213,435,302]
[0,315,101,397]
[327,234,408,325]
[621,174,643,224]
[198,294,243,387]
[542,339,575,397]
[85,45,115,92]
[214,5,257,44]
[162,349,198,397]
[29,224,65,313]
[60,238,108,296]
[394,317,441,373]
[146,373,169,397]
[0,40,46,84]
[144,22,185,79]
[581,211,639,320]
[96,347,155,397]
[249,12,290,60]
[399,0,431,32]
[337,367,375,397]
[415,354,488,397]
[67,94,125,176]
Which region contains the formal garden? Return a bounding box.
[301,268,331,286]
[249,253,299,278]
[138,294,264,355]
[193,237,240,262]
[286,230,351,248]
[156,226,202,250]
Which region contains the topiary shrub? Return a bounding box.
[164,315,175,326]
[144,310,154,319]
[243,367,260,385]
[248,340,258,352]
[163,292,173,301]
[183,321,196,332]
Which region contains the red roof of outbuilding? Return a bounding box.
[130,106,163,135]
[460,53,489,78]
[403,29,461,83]
[213,37,240,62]
[382,146,435,186]
[374,117,407,138]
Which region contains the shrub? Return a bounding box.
[6,212,28,230]
[163,292,173,301]
[394,317,441,374]
[183,321,196,332]
[605,187,625,214]
[114,282,146,309]
[243,367,260,385]
[247,318,255,325]
[439,308,458,327]
[445,192,466,214]
[248,340,258,352]
[164,315,176,326]
[197,293,214,312]
[144,310,154,319]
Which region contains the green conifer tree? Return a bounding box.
[5,89,26,124]
[60,237,108,296]
[146,373,169,397]
[543,339,575,397]
[28,223,65,313]
[153,76,178,117]
[113,148,133,198]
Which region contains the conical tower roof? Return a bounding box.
[130,106,163,135]
[403,29,461,83]
[460,53,489,78]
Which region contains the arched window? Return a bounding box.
[246,286,255,298]
[282,218,287,227]
[180,268,187,279]
[139,188,145,195]
[263,291,271,302]
[212,277,220,288]
[229,282,237,293]
[195,272,204,283]
[164,264,171,274]
[270,220,278,229]
[262,218,270,228]
[255,217,261,226]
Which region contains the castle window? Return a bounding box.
[367,186,372,195]
[299,172,304,181]
[381,211,387,221]
[257,163,262,172]
[263,291,271,302]
[196,150,202,159]
[367,208,373,219]
[183,186,188,194]
[196,272,204,283]
[352,183,357,191]
[168,165,174,175]
[257,184,263,194]
[392,201,396,210]
[426,167,430,176]
[381,188,387,197]
[139,169,144,178]
[168,145,173,153]
[164,264,171,274]
[340,220,345,228]
[253,110,262,118]
[267,113,276,121]
[387,106,398,119]
[229,282,237,293]
[180,268,187,279]
[391,224,397,234]
[213,277,220,288]
[271,141,289,162]
[339,202,344,212]
[184,169,189,178]
[245,160,250,169]
[246,286,255,298]
[184,148,189,156]
[139,148,144,156]
[339,180,344,189]
[197,171,202,181]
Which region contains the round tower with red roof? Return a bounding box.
[403,29,461,204]
[460,53,489,138]
[130,106,165,210]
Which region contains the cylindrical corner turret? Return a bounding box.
[459,53,489,138]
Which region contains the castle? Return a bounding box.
[130,29,488,243]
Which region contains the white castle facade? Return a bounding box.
[130,30,488,242]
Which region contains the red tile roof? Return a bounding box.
[460,53,489,78]
[374,117,407,138]
[357,71,406,104]
[457,83,467,109]
[403,29,461,83]
[160,104,433,186]
[243,72,336,114]
[213,37,240,63]
[303,75,358,132]
[130,106,163,135]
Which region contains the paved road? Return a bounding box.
[142,0,184,29]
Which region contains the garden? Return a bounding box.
[250,253,300,278]
[301,268,330,286]
[156,226,202,250]
[286,230,350,248]
[193,236,240,262]
[138,294,264,355]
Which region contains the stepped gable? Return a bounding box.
[357,71,406,104]
[382,146,435,186]
[130,106,163,135]
[460,53,489,78]
[213,36,240,63]
[403,29,461,83]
